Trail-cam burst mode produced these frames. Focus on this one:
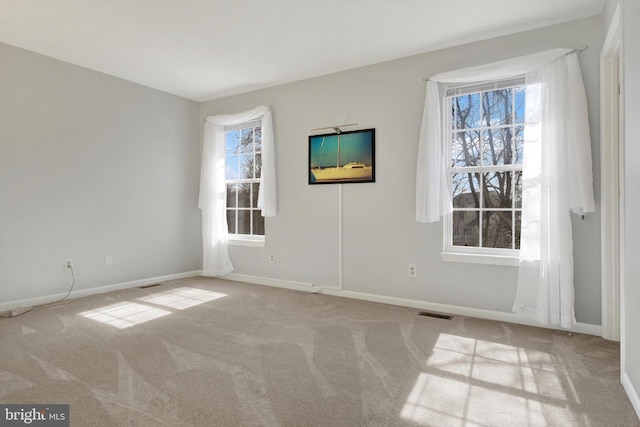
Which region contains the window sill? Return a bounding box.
[440,251,519,267]
[228,238,265,248]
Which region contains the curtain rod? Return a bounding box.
[572,44,590,54]
[422,45,589,82]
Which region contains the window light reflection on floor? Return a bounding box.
[400,333,568,425]
[80,302,171,329]
[137,287,227,310]
[80,287,226,329]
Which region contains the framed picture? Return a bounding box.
[309,128,375,184]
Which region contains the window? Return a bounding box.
[445,78,534,260]
[418,50,594,323]
[225,120,264,242]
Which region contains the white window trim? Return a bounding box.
[228,234,265,247]
[442,212,519,266]
[442,78,526,266]
[440,252,519,267]
[225,121,265,242]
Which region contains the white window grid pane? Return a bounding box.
[451,172,522,249]
[225,122,263,237]
[446,83,531,252]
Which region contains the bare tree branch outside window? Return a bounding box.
[450,85,525,250]
[225,124,264,237]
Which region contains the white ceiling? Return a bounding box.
[0,0,606,102]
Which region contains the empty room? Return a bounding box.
[1,0,639,425]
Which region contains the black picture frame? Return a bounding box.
[308,128,375,184]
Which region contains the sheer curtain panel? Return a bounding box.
[199,105,276,276]
[515,53,595,328]
[416,49,594,328]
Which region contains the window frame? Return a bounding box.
[224,120,265,246]
[441,77,530,266]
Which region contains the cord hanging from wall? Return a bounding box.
[308,123,358,292]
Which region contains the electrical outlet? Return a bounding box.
[408,264,417,277]
[269,253,275,263]
[105,254,113,266]
[65,259,73,270]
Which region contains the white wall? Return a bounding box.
[201,16,605,325]
[0,43,202,307]
[622,0,640,415]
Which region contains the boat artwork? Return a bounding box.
[309,129,375,184]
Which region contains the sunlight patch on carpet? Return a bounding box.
[137,287,226,310]
[401,333,569,425]
[80,302,170,329]
[400,372,549,425]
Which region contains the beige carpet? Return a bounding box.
[1,277,638,426]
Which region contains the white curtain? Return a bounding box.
[416,48,571,223]
[515,54,595,328]
[199,105,276,276]
[416,49,595,328]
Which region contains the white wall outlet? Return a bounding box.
[65,259,73,270]
[105,254,113,266]
[408,264,417,277]
[269,253,275,263]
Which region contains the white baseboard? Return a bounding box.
[2,271,603,337]
[224,273,315,293]
[622,372,640,421]
[224,273,602,337]
[0,270,202,312]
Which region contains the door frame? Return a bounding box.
[600,2,623,343]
